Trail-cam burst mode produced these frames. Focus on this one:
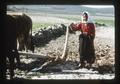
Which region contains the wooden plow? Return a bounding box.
[18,51,55,59]
[18,26,69,71]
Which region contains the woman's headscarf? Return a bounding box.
[81,11,94,23]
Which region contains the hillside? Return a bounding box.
[7,5,114,16]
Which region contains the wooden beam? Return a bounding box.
[18,51,55,59]
[61,26,69,60]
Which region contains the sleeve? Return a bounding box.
[69,22,81,31]
[90,23,95,37]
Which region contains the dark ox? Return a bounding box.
[6,13,34,79]
[7,13,34,52]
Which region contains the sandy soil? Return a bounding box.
[6,15,115,80]
[9,26,115,80]
[30,15,74,24]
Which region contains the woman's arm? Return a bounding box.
[69,22,81,31]
[88,23,95,39]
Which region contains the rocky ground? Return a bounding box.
[5,12,115,79]
[6,25,115,80]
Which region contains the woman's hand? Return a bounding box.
[68,23,75,34]
[69,23,74,28]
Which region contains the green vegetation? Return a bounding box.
[57,16,81,21]
[54,15,114,27]
[32,19,114,30]
[32,14,114,30]
[94,19,114,27]
[32,22,54,30]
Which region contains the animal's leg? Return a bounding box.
[15,49,21,69]
[18,35,25,51]
[9,53,15,79]
[24,33,29,58]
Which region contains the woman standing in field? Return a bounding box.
[69,11,96,69]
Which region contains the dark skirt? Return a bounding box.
[79,34,95,64]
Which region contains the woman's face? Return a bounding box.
[83,13,88,21]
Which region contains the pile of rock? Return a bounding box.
[32,24,72,47]
[95,22,107,27]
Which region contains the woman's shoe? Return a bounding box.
[86,63,92,70]
[76,63,85,69]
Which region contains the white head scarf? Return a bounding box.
[81,11,94,23]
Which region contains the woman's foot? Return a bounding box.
[86,63,92,70]
[76,63,86,69]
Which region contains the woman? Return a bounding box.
[69,11,96,69]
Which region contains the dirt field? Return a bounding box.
[6,14,115,80]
